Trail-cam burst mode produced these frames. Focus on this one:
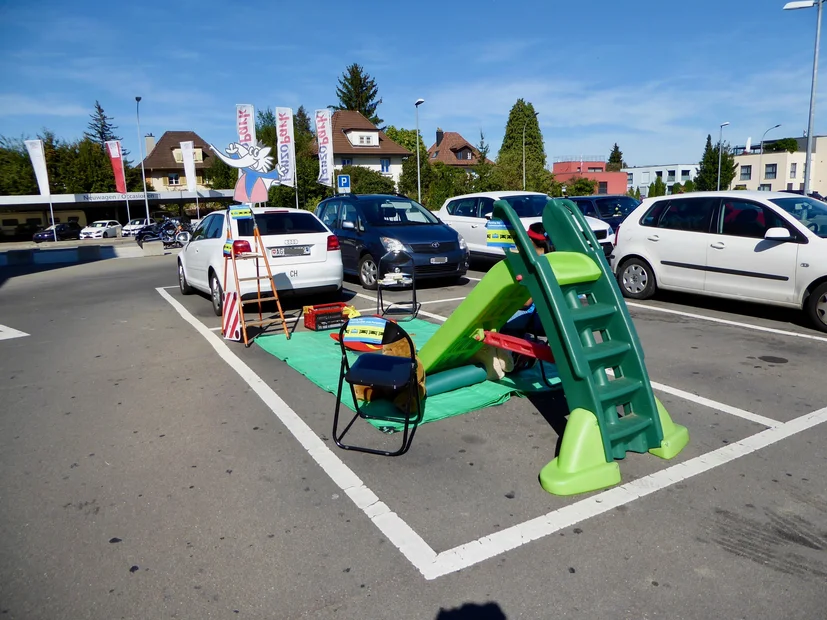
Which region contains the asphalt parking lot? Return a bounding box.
[1,254,825,619]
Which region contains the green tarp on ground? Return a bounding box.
[256,317,560,432]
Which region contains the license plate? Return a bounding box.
[430,256,448,264]
[271,245,310,257]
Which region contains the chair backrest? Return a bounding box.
[337,316,416,361]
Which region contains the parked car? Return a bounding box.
[33,222,82,243]
[436,191,615,258]
[567,194,640,230]
[317,194,469,290]
[80,219,122,239]
[612,191,827,332]
[122,218,152,237]
[178,206,344,315]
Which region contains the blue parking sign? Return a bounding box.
[337,174,351,194]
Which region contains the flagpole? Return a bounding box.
[294,169,299,209]
[195,192,200,219]
[125,194,131,226]
[48,197,56,242]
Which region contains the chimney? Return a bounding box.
[144,133,156,156]
[436,128,444,147]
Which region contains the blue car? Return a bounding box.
[316,194,469,289]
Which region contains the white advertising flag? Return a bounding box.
[236,104,256,147]
[315,109,334,187]
[24,139,50,196]
[275,107,296,187]
[180,141,198,192]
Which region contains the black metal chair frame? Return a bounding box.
[376,251,420,321]
[332,318,423,456]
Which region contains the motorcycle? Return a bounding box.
[136,220,192,249]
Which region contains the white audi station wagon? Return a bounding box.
[612,191,827,332]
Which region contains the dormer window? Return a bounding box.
[359,135,372,145]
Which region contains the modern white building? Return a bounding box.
[622,164,700,197]
[729,136,826,195]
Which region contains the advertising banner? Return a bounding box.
[314,109,334,187]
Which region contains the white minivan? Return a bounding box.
[177,207,344,315]
[612,191,827,332]
[437,191,615,258]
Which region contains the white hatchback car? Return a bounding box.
[437,191,615,257]
[80,220,122,239]
[177,207,344,315]
[122,218,152,237]
[612,191,827,332]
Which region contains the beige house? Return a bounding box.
[139,130,213,192]
[730,136,827,195]
[315,111,412,187]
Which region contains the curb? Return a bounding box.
[0,244,178,266]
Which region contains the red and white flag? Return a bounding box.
[275,107,296,187]
[222,291,242,341]
[105,140,127,194]
[315,109,334,187]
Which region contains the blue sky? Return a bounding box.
[0,0,822,168]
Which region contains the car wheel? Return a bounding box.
[358,254,378,290]
[805,281,827,333]
[618,257,656,300]
[178,261,194,295]
[210,271,223,316]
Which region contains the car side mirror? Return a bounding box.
[764,227,791,241]
[484,212,493,220]
[342,220,356,230]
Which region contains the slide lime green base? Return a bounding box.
[648,398,690,459]
[539,408,621,496]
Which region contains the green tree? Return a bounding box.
[695,134,736,191]
[0,136,38,195]
[204,155,238,190]
[472,131,498,192]
[391,126,430,199]
[682,179,695,193]
[627,187,637,198]
[764,137,799,154]
[424,162,472,210]
[607,143,626,172]
[383,126,425,155]
[492,150,558,194]
[333,63,383,126]
[498,99,544,167]
[256,107,277,151]
[648,176,667,197]
[634,187,642,200]
[670,181,683,194]
[83,101,120,148]
[339,164,395,194]
[64,138,116,193]
[566,176,597,196]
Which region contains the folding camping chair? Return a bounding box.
[332,316,423,456]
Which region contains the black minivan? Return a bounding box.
[316,194,469,289]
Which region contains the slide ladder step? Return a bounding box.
[605,414,654,443]
[595,377,642,406]
[582,340,631,369]
[569,301,616,327]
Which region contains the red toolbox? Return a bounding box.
[303,302,349,331]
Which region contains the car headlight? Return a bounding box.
[380,237,405,253]
[458,234,467,251]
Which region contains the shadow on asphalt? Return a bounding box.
[435,602,507,619]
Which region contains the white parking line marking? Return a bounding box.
[423,405,827,580]
[649,381,781,428]
[208,326,222,331]
[466,276,482,282]
[158,288,438,571]
[351,292,449,322]
[0,324,30,341]
[627,302,827,344]
[160,287,826,580]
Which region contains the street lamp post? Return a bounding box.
[135,96,151,222]
[414,98,425,203]
[784,0,824,196]
[759,123,782,188]
[523,112,539,191]
[717,121,730,191]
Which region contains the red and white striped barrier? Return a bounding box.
[222,291,241,341]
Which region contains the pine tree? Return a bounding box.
[333,63,383,126]
[682,179,695,193]
[256,107,277,151]
[472,131,497,192]
[498,99,544,167]
[607,143,626,172]
[694,134,736,191]
[648,176,667,197]
[84,101,120,148]
[634,187,641,200]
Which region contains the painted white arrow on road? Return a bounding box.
[0,324,30,341]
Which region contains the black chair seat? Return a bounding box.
[345,354,413,390]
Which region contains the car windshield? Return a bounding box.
[128,219,144,226]
[769,197,827,239]
[90,222,108,228]
[237,212,327,236]
[496,194,551,218]
[594,196,640,217]
[359,198,440,226]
